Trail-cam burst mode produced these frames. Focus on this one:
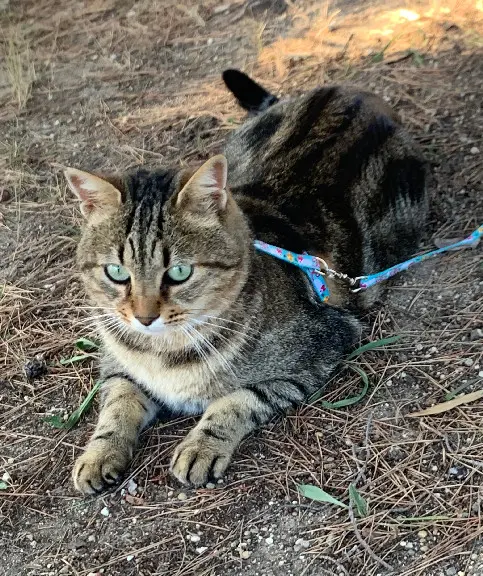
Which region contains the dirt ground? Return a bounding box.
[0,0,482,575]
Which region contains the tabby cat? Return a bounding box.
[65,70,427,494]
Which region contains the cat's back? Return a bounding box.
[225,84,417,193]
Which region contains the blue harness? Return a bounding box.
[254,225,482,302]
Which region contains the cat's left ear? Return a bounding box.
[64,168,122,219]
[176,155,228,214]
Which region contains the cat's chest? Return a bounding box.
[105,336,227,414]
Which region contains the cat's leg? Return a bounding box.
[170,384,297,486]
[73,375,157,495]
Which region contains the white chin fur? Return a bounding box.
[130,317,166,335]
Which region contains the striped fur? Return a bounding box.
[67,71,427,494]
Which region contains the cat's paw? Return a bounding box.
[73,443,130,495]
[170,430,233,486]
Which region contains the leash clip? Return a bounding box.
[313,256,329,274]
[314,257,361,289]
[350,277,364,293]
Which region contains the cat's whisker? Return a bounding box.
[108,322,132,343]
[191,318,259,343]
[197,314,256,330]
[76,313,118,324]
[184,309,261,333]
[189,321,256,366]
[182,325,220,384]
[186,320,252,365]
[188,324,237,377]
[76,305,117,310]
[78,317,120,331]
[77,314,118,323]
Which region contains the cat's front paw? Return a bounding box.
[170,430,234,486]
[73,443,131,495]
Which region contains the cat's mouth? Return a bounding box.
[130,316,167,335]
[128,315,199,338]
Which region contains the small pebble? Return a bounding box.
[265,537,274,545]
[470,146,480,154]
[0,188,11,202]
[196,546,208,554]
[205,482,216,489]
[100,506,110,517]
[189,534,201,543]
[464,358,474,367]
[418,530,428,539]
[240,550,252,559]
[294,538,310,552]
[470,329,483,341]
[127,479,137,495]
[126,555,134,562]
[478,371,483,378]
[448,466,468,479]
[178,492,188,501]
[88,535,96,543]
[2,472,11,482]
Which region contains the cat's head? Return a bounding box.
[65,156,251,342]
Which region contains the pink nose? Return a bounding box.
[135,316,157,326]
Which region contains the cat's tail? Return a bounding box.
[222,69,278,114]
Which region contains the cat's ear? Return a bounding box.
[176,155,228,214]
[64,168,122,218]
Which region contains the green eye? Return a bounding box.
[165,264,193,284]
[105,264,130,284]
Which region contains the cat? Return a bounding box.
[65,69,428,494]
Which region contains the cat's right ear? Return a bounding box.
[64,168,122,218]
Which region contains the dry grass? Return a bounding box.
[0,0,482,575]
[2,26,35,110]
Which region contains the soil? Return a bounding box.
[0,1,482,575]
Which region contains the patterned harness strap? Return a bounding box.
[253,240,331,302]
[254,224,482,302]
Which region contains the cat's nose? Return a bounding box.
[135,316,157,326]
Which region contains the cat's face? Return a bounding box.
[66,156,250,343]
